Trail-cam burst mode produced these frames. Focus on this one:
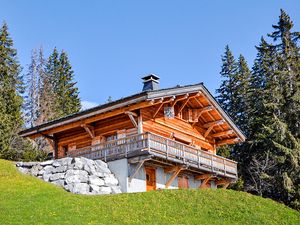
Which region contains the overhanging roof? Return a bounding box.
[19,83,246,142]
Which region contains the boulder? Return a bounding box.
[53,166,67,173]
[43,173,52,182]
[65,170,88,184]
[72,158,85,170]
[44,165,55,174]
[111,186,122,194]
[49,173,65,181]
[16,157,122,195]
[89,175,105,186]
[30,165,42,176]
[40,160,54,166]
[104,176,118,186]
[99,186,112,194]
[51,179,65,187]
[90,184,100,193]
[72,183,90,194]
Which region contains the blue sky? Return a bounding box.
[1,1,300,109]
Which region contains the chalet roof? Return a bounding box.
[19,83,246,142]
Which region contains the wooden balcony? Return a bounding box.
[67,132,238,179]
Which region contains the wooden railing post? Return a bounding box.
[197,149,200,168]
[166,139,169,159]
[223,158,226,176]
[211,154,214,172]
[147,132,151,152]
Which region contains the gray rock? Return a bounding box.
[43,173,52,182]
[51,179,65,187]
[104,176,118,186]
[90,184,100,192]
[95,160,108,168]
[16,157,122,196]
[95,164,111,174]
[38,169,45,175]
[65,170,88,184]
[72,183,90,194]
[30,165,42,176]
[99,186,112,194]
[44,165,55,174]
[52,160,62,167]
[40,160,54,166]
[89,175,104,186]
[111,186,122,194]
[53,166,67,173]
[73,158,85,170]
[92,171,107,178]
[49,173,65,181]
[17,162,39,168]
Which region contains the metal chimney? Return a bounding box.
[142,74,160,91]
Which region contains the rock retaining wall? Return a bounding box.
[16,157,122,195]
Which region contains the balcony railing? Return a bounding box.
[67,132,238,179]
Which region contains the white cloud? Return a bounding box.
[81,100,99,110]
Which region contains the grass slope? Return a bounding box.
[0,159,299,225]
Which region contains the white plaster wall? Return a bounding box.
[127,164,146,193]
[108,159,128,193]
[108,159,215,193]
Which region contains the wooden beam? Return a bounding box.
[199,176,212,189]
[137,113,143,134]
[128,159,150,183]
[216,138,239,146]
[196,173,214,189]
[125,111,138,117]
[53,134,58,159]
[192,106,214,126]
[171,93,189,107]
[127,113,138,128]
[26,101,155,138]
[216,179,231,189]
[194,173,213,180]
[204,125,215,138]
[177,97,191,115]
[164,165,181,173]
[152,96,176,119]
[203,120,224,129]
[81,124,95,139]
[211,130,234,138]
[153,102,165,119]
[165,166,183,188]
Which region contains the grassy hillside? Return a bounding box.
[0,159,298,225]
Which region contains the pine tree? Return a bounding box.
[216,45,238,121]
[55,50,81,116]
[0,22,44,161]
[45,49,81,119]
[0,22,24,158]
[228,10,300,210]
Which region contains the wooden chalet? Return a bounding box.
[20,75,245,192]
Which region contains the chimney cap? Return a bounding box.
[142,74,160,83]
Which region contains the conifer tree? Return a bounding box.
[0,22,24,158]
[216,45,238,121]
[0,22,44,161]
[55,50,81,116]
[45,48,81,119]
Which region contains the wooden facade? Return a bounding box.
[20,81,245,190]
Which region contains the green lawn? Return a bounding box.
[0,159,299,225]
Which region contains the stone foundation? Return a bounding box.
[16,157,122,195]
